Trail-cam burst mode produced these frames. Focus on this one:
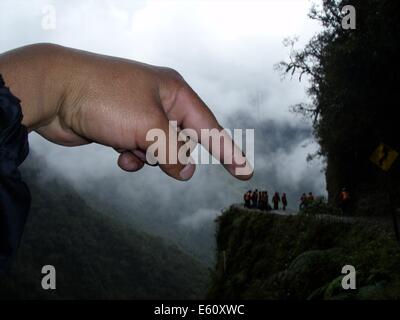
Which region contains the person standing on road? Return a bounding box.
[243,190,252,208]
[251,189,259,208]
[282,193,288,211]
[339,187,350,214]
[272,192,280,210]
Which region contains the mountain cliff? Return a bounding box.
[208,206,400,299]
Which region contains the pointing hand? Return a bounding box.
[0,44,253,181]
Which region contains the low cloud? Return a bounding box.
[6,1,325,261]
[179,208,219,230]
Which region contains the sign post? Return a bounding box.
[370,143,400,245]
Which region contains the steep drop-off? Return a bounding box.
[209,206,400,300]
[0,152,208,299]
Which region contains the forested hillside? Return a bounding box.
[0,151,208,299]
[209,207,400,299]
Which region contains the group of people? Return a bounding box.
[243,189,288,211]
[243,190,317,212]
[299,188,350,212]
[244,187,351,213]
[299,192,315,210]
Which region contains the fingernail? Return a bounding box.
[180,163,194,180]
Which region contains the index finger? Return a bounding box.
[163,84,254,180]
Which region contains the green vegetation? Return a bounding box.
[300,197,342,216]
[208,206,400,299]
[277,0,400,214]
[0,152,208,299]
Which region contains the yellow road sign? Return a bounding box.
[370,143,399,171]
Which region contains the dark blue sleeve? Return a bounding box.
[0,74,31,273]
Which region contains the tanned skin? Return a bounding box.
[0,44,252,181]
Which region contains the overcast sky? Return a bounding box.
[2,0,325,234]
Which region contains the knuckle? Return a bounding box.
[161,67,183,79]
[159,67,185,87]
[158,68,190,111]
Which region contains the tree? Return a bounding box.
[277,0,400,215]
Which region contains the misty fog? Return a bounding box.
[2,0,325,264]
